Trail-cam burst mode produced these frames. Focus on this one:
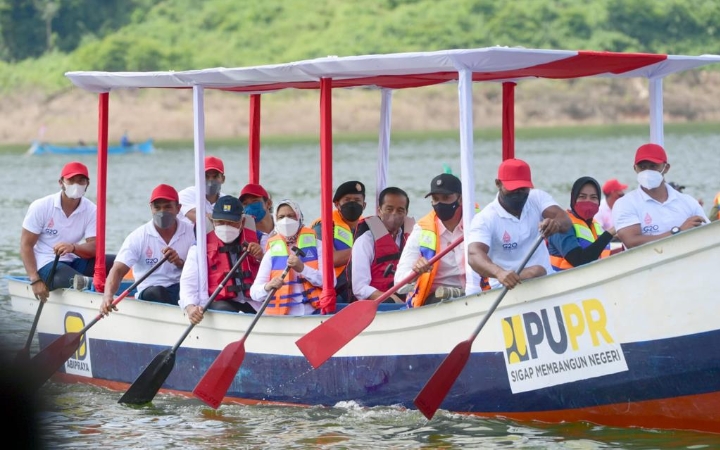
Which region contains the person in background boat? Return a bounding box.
[710,191,720,222]
[120,131,132,147]
[669,181,705,208]
[252,199,333,315]
[395,173,466,307]
[177,155,226,225]
[20,161,114,302]
[612,143,709,249]
[594,178,627,232]
[239,182,275,250]
[99,184,195,315]
[311,180,366,303]
[468,159,571,290]
[348,187,414,303]
[547,176,615,271]
[180,196,263,324]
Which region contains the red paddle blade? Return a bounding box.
[414,340,472,420]
[296,300,379,369]
[26,332,83,392]
[193,340,246,409]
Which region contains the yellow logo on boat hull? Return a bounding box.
[64,312,87,361]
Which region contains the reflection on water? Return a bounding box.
[2,132,720,448]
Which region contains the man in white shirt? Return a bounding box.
[350,187,414,303]
[100,184,195,315]
[595,178,627,231]
[612,143,708,249]
[395,173,466,307]
[20,161,111,302]
[468,158,571,290]
[177,155,226,225]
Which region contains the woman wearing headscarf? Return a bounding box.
[547,176,616,272]
[249,199,333,315]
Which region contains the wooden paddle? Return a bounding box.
[118,246,251,404]
[413,234,545,419]
[296,235,464,369]
[15,253,61,363]
[193,246,304,409]
[25,254,170,393]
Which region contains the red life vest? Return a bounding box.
[206,228,260,301]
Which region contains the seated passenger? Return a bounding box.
[177,156,226,225]
[239,183,275,250]
[710,191,720,222]
[179,196,263,324]
[312,181,366,303]
[100,184,195,315]
[251,199,332,315]
[612,143,708,248]
[468,159,571,290]
[548,176,615,271]
[348,187,415,303]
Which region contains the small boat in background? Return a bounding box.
[26,138,154,155]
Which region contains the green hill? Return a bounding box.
[1,0,719,94]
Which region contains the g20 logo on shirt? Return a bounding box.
[642,224,659,233]
[44,217,58,235]
[145,246,158,265]
[501,230,518,249]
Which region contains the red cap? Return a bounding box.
[239,183,269,201]
[205,156,224,174]
[634,143,667,164]
[61,161,89,179]
[150,184,179,203]
[602,178,628,195]
[497,158,533,191]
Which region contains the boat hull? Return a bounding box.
[9,222,720,434]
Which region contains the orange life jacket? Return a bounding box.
[206,228,260,300]
[549,211,611,271]
[406,211,442,308]
[312,209,359,278]
[265,227,322,315]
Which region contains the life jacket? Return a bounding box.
[206,228,260,300]
[265,227,322,315]
[347,215,415,300]
[406,211,442,308]
[312,209,358,278]
[714,192,720,220]
[549,210,611,271]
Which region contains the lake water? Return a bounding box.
[1,130,720,449]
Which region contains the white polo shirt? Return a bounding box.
[22,191,97,268]
[115,219,196,294]
[467,189,557,289]
[612,184,709,235]
[594,198,613,231]
[177,186,225,224]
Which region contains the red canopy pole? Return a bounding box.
[248,94,261,183]
[502,82,516,161]
[319,78,336,314]
[93,92,109,293]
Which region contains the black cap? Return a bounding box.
[212,195,244,221]
[333,181,365,202]
[425,173,462,197]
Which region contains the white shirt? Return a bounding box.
[395,217,465,291]
[467,190,558,289]
[115,219,196,294]
[594,198,613,231]
[250,238,331,315]
[612,184,709,235]
[351,228,403,300]
[177,186,225,224]
[179,244,264,312]
[22,192,97,268]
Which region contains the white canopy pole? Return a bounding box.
[193,85,209,300]
[458,69,481,296]
[649,78,664,146]
[376,89,392,209]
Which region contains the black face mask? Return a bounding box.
[340,201,363,222]
[432,199,460,221]
[499,190,529,214]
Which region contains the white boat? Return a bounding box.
[8,47,720,434]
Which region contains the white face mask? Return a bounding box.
[214,224,240,243]
[63,182,87,199]
[637,169,664,190]
[275,217,300,238]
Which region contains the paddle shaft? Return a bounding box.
[172,247,251,352]
[20,253,61,353]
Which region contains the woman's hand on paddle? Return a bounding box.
[496,269,522,289]
[412,256,432,274]
[162,247,184,269]
[100,294,117,316]
[287,252,304,272]
[185,304,204,325]
[265,276,284,292]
